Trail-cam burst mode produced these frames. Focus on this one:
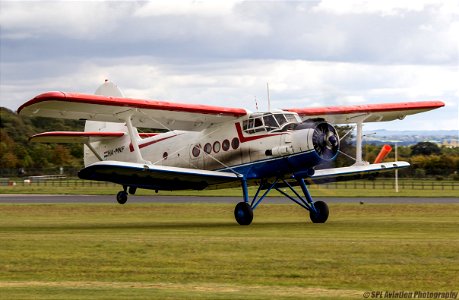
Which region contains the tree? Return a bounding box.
[411,142,440,156]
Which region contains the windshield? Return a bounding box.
[242,112,300,134]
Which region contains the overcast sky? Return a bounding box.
[1,0,458,131]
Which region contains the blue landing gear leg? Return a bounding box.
[234,177,329,225]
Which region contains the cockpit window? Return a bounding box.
[274,114,287,126]
[243,112,300,134]
[254,117,263,128]
[263,115,278,130]
[285,114,298,123]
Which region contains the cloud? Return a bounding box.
[0,1,457,130]
[314,0,437,15]
[134,1,239,17]
[0,1,132,39]
[2,1,457,64]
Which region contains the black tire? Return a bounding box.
[234,202,253,225]
[128,186,137,195]
[116,191,128,204]
[310,200,329,223]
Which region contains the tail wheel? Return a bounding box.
[310,200,329,223]
[116,191,128,204]
[234,202,253,225]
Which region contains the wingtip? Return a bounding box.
[17,91,66,115]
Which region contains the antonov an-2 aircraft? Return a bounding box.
[18,81,444,225]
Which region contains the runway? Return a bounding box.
[0,194,458,204]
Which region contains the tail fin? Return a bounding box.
[84,80,129,165]
[94,79,125,97]
[27,81,133,166]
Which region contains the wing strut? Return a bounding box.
[85,142,103,161]
[355,121,364,165]
[348,115,370,166]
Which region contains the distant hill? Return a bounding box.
[362,129,458,146]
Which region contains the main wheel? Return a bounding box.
[234,202,253,225]
[116,191,128,204]
[128,186,137,195]
[309,200,329,223]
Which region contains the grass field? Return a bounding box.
[1,178,458,197]
[0,203,458,299]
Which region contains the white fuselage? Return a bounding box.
[84,112,338,179]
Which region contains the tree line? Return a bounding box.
[1,107,84,173]
[1,107,458,179]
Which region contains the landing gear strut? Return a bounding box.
[234,177,329,225]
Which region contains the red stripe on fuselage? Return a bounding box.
[129,134,178,152]
[234,123,284,143]
[139,133,159,138]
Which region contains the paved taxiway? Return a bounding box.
[0,194,458,204]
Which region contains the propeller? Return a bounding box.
[312,123,339,160]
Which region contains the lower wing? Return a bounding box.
[78,160,409,192]
[309,162,409,183]
[78,161,241,191]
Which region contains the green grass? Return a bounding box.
[0,203,458,299]
[1,178,458,197]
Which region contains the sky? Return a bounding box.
[0,0,458,132]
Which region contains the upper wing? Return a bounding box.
[286,101,444,124]
[18,92,249,131]
[78,160,241,190]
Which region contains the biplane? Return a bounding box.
[18,81,444,225]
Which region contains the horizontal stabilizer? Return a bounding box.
[30,131,159,143]
[78,161,241,191]
[29,131,125,143]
